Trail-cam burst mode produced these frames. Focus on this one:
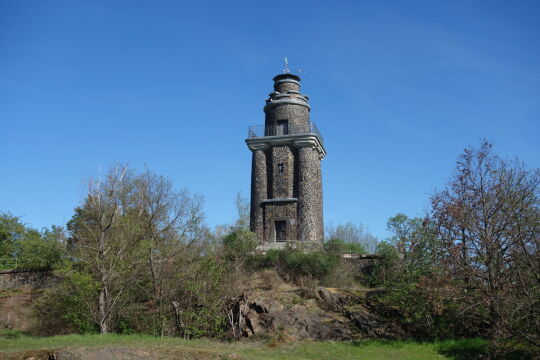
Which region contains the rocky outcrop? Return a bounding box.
[228,270,403,341]
[317,287,405,339]
[237,295,354,340]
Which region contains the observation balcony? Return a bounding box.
[245,121,326,159]
[247,121,324,146]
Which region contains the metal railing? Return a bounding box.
[256,240,323,252]
[324,242,369,256]
[247,121,324,145]
[256,240,381,256]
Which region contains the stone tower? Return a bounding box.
[246,73,326,249]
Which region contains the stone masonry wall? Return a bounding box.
[269,145,294,198]
[263,202,298,242]
[274,79,300,93]
[250,149,267,240]
[297,146,324,244]
[265,103,309,132]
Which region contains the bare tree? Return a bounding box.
[134,169,206,336]
[430,141,540,350]
[325,221,379,253]
[233,192,250,231]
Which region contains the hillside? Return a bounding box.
[0,268,398,341]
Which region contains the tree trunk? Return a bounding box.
[99,285,108,334]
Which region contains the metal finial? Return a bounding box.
[283,57,290,73]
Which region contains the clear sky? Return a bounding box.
[1,0,539,239]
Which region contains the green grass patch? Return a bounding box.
[0,332,506,359]
[2,332,535,359]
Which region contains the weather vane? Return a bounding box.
[283,57,304,75]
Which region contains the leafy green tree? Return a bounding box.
[370,215,446,337]
[66,165,209,336]
[67,165,148,334]
[16,227,66,270]
[0,212,66,270]
[0,213,25,266]
[386,214,440,277]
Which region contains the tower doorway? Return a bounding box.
[274,220,287,242]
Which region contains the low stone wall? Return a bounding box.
[0,270,59,290]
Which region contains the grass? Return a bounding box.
[0,289,25,298]
[2,331,534,359]
[0,331,507,360]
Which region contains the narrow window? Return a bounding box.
[275,220,287,242]
[278,163,284,173]
[276,120,289,135]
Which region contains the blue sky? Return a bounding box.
[1,0,539,239]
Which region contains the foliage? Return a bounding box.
[372,238,434,336]
[370,141,540,357]
[66,165,207,334]
[430,141,540,351]
[248,249,340,281]
[222,229,257,263]
[371,214,438,286]
[0,212,66,270]
[371,214,482,339]
[0,212,25,263]
[6,140,538,355]
[370,241,400,284]
[174,256,230,338]
[33,270,99,335]
[16,226,67,270]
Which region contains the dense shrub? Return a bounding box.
[33,270,99,335]
[247,249,340,281]
[174,256,230,338]
[221,229,257,263]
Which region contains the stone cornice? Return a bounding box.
[263,99,310,111]
[246,134,327,160]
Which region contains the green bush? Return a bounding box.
[222,229,257,263]
[176,256,229,338]
[33,270,99,335]
[247,249,339,280]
